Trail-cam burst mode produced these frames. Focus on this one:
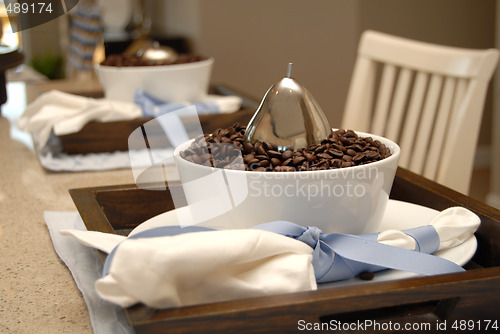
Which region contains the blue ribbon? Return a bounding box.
[134,90,220,117]
[102,222,465,284]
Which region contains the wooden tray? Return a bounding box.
[58,85,258,155]
[69,168,500,334]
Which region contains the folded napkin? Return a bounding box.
[61,206,479,309]
[134,89,243,117]
[62,227,316,309]
[18,90,143,147]
[18,89,243,149]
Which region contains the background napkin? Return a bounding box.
[18,89,243,149]
[18,89,242,172]
[18,90,142,148]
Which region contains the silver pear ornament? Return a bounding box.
[244,63,331,151]
[137,41,178,64]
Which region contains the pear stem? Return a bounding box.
[287,63,293,78]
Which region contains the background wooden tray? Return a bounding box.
[69,168,500,334]
[58,85,258,155]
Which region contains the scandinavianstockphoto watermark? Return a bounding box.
[248,163,380,180]
[247,165,380,201]
[249,179,369,200]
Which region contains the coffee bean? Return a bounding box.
[328,148,344,158]
[293,156,306,165]
[256,145,268,156]
[342,161,354,168]
[317,161,329,169]
[331,143,344,152]
[345,129,358,138]
[342,155,353,162]
[365,150,379,160]
[243,154,255,164]
[346,148,357,157]
[308,144,319,151]
[316,153,331,160]
[353,153,365,163]
[243,142,254,154]
[314,144,327,153]
[331,159,343,168]
[353,144,364,151]
[271,158,282,166]
[341,137,352,146]
[304,152,316,162]
[282,150,293,160]
[358,271,374,280]
[267,150,282,159]
[263,141,276,151]
[259,160,270,167]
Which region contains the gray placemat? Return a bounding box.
[44,211,134,334]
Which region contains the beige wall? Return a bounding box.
[196,0,359,128]
[20,15,66,62]
[156,0,496,146]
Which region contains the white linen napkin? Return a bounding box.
[376,206,479,251]
[18,89,244,149]
[18,90,143,148]
[62,228,316,309]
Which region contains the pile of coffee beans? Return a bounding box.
[180,123,392,172]
[100,53,207,67]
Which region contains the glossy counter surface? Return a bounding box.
[0,80,134,333]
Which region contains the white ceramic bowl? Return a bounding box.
[95,57,214,103]
[173,131,400,234]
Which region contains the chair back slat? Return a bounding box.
[437,78,486,192]
[398,71,428,168]
[385,68,413,142]
[409,74,444,174]
[372,64,397,135]
[423,76,458,180]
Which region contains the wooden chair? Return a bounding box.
[341,30,499,194]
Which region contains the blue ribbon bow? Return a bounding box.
[103,222,464,283]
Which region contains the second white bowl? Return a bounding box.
[96,57,214,103]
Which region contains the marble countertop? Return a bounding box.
[0,80,134,333]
